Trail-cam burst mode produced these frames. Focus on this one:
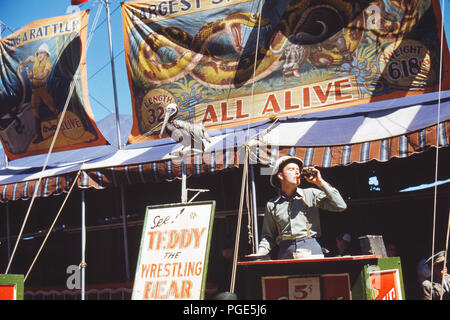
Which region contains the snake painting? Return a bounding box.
[137,0,429,89]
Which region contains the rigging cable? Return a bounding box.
[24,170,82,282]
[245,0,265,254]
[229,1,266,295]
[435,0,449,301]
[442,207,450,300]
[429,0,449,299]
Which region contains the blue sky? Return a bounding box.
[1,0,130,122]
[1,0,450,124]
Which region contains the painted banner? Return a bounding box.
[132,201,215,300]
[122,0,450,145]
[0,10,106,160]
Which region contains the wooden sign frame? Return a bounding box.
[368,268,403,300]
[132,201,216,300]
[0,274,24,300]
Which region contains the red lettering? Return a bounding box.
[141,264,150,278]
[236,99,249,119]
[143,281,152,299]
[181,280,193,299]
[156,231,164,250]
[303,87,310,107]
[179,229,192,249]
[202,104,218,123]
[172,262,180,277]
[177,263,184,277]
[313,82,333,104]
[167,230,179,249]
[221,102,233,121]
[187,261,195,276]
[147,228,207,251]
[195,261,203,276]
[334,79,353,101]
[262,94,281,114]
[147,231,156,250]
[167,280,180,299]
[157,263,164,278]
[155,280,166,299]
[192,227,206,248]
[149,263,157,278]
[164,263,171,277]
[285,91,299,110]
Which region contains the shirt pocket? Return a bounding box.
[272,204,289,231]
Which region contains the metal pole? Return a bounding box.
[104,0,122,149]
[5,203,11,260]
[120,185,130,280]
[181,161,187,203]
[0,26,7,169]
[81,190,86,300]
[249,164,259,253]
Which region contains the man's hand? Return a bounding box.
[245,253,267,257]
[304,167,324,187]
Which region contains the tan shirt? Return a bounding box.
[257,182,347,255]
[30,56,52,86]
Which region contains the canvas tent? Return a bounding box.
[0,89,448,202]
[1,0,450,300]
[1,87,449,299]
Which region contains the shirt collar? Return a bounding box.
[274,188,304,203]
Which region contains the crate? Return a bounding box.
[358,235,387,257]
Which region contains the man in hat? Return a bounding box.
[335,232,353,257]
[421,250,450,300]
[249,156,347,260]
[20,42,58,144]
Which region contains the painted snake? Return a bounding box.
[138,11,275,88]
[137,0,428,89]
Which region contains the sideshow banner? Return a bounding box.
[122,0,450,144]
[132,201,215,300]
[0,10,106,160]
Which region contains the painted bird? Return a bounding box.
[159,103,211,156]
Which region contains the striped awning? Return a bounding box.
[260,121,449,167]
[0,174,76,202]
[79,91,450,189]
[258,90,450,167]
[0,90,449,202]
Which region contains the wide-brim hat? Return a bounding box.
[270,156,304,189]
[36,43,50,57]
[339,233,352,243]
[425,250,447,265]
